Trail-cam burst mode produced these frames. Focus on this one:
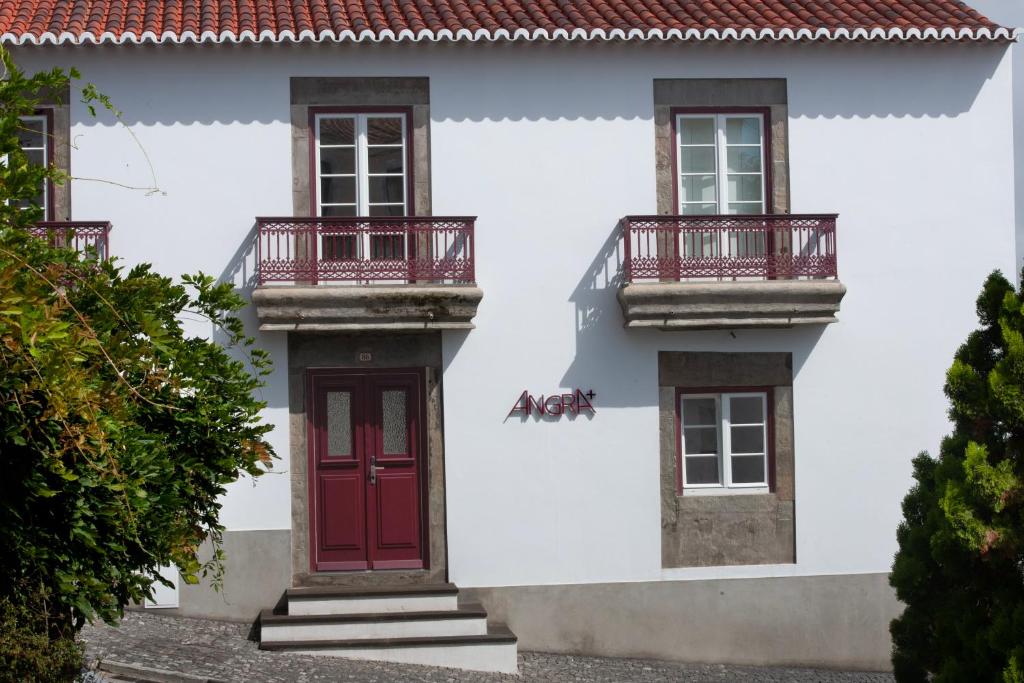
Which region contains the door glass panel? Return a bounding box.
[381,389,407,454]
[326,391,352,456]
[367,117,404,145]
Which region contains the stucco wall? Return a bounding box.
[11,40,1015,591]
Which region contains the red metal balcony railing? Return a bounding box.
[30,221,111,259]
[623,214,838,282]
[256,216,476,285]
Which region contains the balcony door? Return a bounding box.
[675,112,771,273]
[313,112,411,273]
[307,369,425,572]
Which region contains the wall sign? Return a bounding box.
[507,389,596,418]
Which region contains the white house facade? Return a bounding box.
[4,0,1019,674]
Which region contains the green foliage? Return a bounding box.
[0,586,83,683]
[0,44,275,679]
[890,270,1024,682]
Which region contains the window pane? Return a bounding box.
[371,234,405,259]
[727,175,762,203]
[368,147,404,174]
[367,118,403,145]
[683,426,718,455]
[725,117,761,145]
[682,397,716,426]
[320,117,355,145]
[727,147,762,173]
[680,118,715,145]
[369,176,405,204]
[382,389,407,454]
[730,396,764,424]
[728,203,763,215]
[681,203,718,216]
[728,231,766,257]
[320,177,356,204]
[24,149,45,168]
[326,391,352,456]
[322,235,358,260]
[682,231,720,257]
[17,120,45,148]
[320,147,355,175]
[321,204,357,217]
[686,456,720,485]
[681,175,716,203]
[730,425,764,454]
[731,455,766,484]
[680,147,716,174]
[369,204,406,217]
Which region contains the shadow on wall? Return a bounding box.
[55,41,1006,128]
[561,219,828,408]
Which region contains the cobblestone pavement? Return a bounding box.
[82,612,895,683]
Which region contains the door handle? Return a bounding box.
[369,456,378,485]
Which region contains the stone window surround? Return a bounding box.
[654,78,789,215]
[28,85,71,221]
[290,77,431,218]
[659,351,795,568]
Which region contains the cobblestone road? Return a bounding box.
[82,612,895,683]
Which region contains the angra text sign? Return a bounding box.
[507,389,596,419]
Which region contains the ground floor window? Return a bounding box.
[678,389,771,493]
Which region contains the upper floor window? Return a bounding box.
[17,113,51,219]
[676,113,766,216]
[678,391,770,493]
[314,112,409,218]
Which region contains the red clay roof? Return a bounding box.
[0,0,1013,45]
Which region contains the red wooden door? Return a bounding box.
[308,369,425,572]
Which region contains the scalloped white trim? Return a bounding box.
[0,24,1017,46]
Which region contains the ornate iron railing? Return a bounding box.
[623,214,838,282]
[30,221,111,260]
[256,216,476,285]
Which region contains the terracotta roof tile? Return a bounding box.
[0,0,1013,44]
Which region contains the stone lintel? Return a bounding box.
[618,280,846,330]
[253,285,483,332]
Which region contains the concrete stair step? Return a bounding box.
[258,625,519,674]
[285,583,460,616]
[259,604,489,642]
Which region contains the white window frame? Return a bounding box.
[314,112,408,219]
[676,112,766,216]
[679,391,770,495]
[17,114,50,220]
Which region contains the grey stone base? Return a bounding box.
[618,281,846,330]
[462,573,899,671]
[253,285,483,332]
[151,529,291,622]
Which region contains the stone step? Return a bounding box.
[259,604,489,642]
[259,625,519,674]
[285,583,460,616]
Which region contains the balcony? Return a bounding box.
[618,214,846,330]
[251,216,483,332]
[30,221,111,259]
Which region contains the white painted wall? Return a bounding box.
[11,40,1016,587]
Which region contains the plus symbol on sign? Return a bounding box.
[585,390,596,400]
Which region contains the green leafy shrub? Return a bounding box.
[0,46,276,677]
[890,271,1024,682]
[0,586,83,683]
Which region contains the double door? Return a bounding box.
[307,369,425,571]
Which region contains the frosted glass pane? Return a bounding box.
[680,118,715,144]
[327,392,352,456]
[382,389,407,454]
